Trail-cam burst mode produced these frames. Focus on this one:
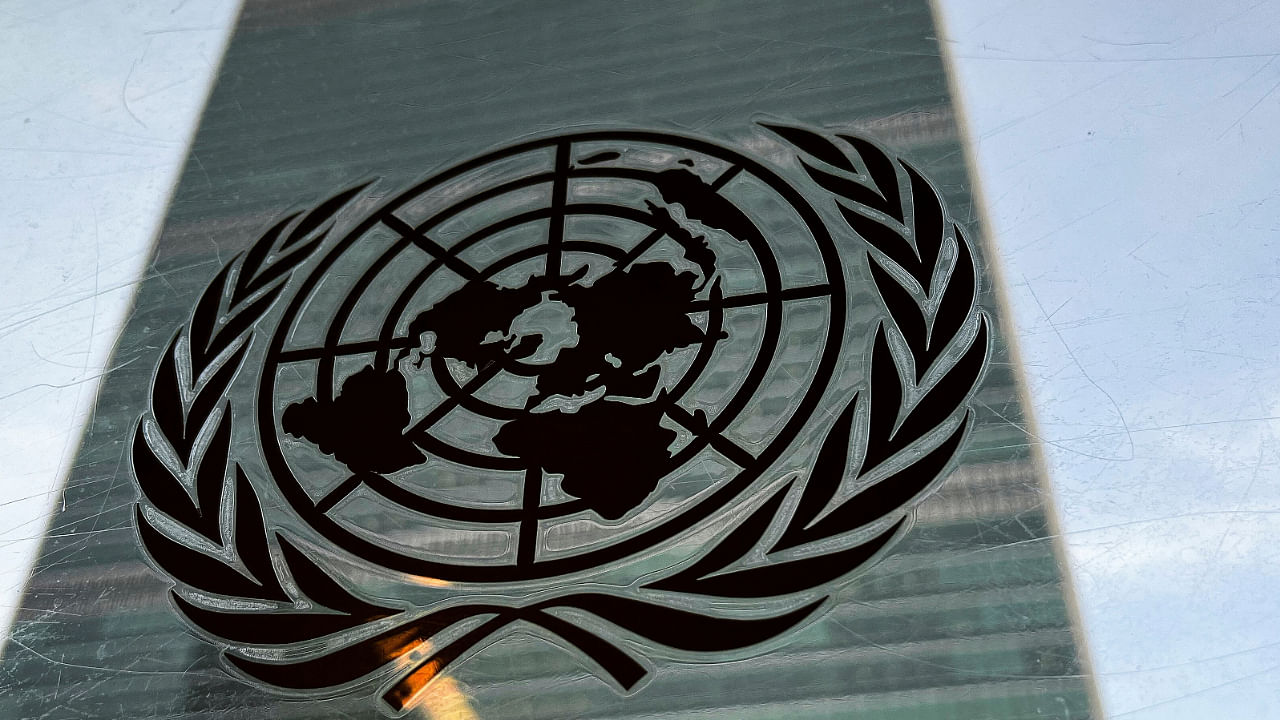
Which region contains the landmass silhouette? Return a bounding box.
[285,207,732,519]
[282,365,425,474]
[493,400,676,520]
[528,263,714,406]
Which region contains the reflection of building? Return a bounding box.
[0,0,1099,718]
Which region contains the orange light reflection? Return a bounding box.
[410,576,453,589]
[390,640,479,719]
[413,674,478,720]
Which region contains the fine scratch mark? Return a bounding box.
[1009,199,1118,254]
[1218,73,1280,139]
[0,360,137,403]
[1024,277,1136,461]
[121,60,148,129]
[1080,34,1178,48]
[1193,443,1266,593]
[1110,660,1280,717]
[5,636,214,678]
[977,399,1133,462]
[1221,56,1276,99]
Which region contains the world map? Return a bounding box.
[284,259,721,519]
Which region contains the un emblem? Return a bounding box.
[130,123,988,715]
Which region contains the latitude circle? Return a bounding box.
[257,129,848,583]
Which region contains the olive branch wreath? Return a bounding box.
[130,126,988,715]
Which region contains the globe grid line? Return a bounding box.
[517,466,542,565]
[544,140,570,285]
[612,226,666,268]
[380,213,483,282]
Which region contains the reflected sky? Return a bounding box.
[936,1,1280,717]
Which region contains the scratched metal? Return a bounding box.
[0,1,1098,718]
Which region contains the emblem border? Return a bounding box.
[130,122,989,715]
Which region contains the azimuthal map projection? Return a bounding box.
[127,123,989,714]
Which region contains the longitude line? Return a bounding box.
[665,405,756,469]
[611,227,666,272]
[688,283,833,312]
[381,214,480,281]
[710,164,743,191]
[316,474,365,513]
[405,360,505,436]
[517,467,542,565]
[545,141,571,284]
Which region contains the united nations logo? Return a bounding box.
[130,123,988,715]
